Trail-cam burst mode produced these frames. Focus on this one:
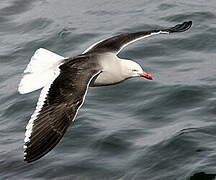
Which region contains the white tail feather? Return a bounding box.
[18,48,65,94]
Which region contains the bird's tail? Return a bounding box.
[18,48,65,94]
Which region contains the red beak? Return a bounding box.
[139,72,154,80]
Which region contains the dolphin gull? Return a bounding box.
[18,21,192,162]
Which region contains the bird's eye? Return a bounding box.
[132,69,138,72]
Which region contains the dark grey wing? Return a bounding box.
[83,21,192,54]
[24,55,101,163]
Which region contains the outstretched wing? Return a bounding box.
[83,21,192,54]
[24,55,101,163]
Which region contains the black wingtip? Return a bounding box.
[23,133,65,163]
[168,21,192,33]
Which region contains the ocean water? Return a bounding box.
[1,0,216,179]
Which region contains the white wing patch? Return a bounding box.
[18,48,65,94]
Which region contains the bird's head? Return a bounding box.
[121,60,153,80]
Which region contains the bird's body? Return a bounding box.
[90,53,141,86]
[18,21,192,162]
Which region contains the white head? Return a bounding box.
[120,60,153,80]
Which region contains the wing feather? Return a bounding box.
[24,55,101,162]
[84,21,192,54]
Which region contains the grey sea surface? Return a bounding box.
[1,0,216,179]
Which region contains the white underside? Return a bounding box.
[18,48,65,94]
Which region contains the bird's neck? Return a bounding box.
[92,56,132,86]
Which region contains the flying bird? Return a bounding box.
[18,21,192,162]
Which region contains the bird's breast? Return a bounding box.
[92,71,125,86]
[91,53,125,86]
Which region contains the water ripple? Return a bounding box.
[1,0,216,179]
